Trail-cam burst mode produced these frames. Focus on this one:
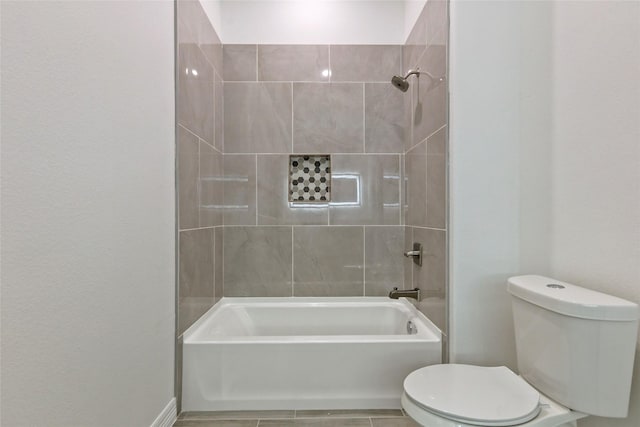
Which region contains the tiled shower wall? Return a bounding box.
[176,0,224,336]
[221,44,407,298]
[403,0,449,346]
[176,0,449,357]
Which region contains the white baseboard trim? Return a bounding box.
[151,397,177,427]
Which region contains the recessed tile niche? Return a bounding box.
[289,155,331,202]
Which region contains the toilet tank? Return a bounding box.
[508,275,639,418]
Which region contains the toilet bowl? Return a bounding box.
[401,275,639,427]
[401,365,586,427]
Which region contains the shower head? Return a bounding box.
[391,75,410,92]
[391,69,420,92]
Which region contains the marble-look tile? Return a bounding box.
[223,155,256,225]
[412,227,447,328]
[257,155,329,225]
[403,0,448,72]
[404,227,414,289]
[296,410,403,418]
[411,44,447,147]
[178,126,199,230]
[260,419,370,426]
[199,142,223,227]
[426,127,447,229]
[330,45,402,82]
[180,410,294,420]
[224,82,292,153]
[365,83,405,153]
[223,227,292,297]
[200,32,223,77]
[224,45,257,81]
[371,417,421,427]
[293,83,364,153]
[258,45,329,82]
[404,141,427,227]
[425,0,448,46]
[214,227,223,301]
[330,155,400,225]
[214,73,224,152]
[178,0,223,73]
[364,227,405,296]
[177,0,211,47]
[173,420,257,427]
[293,226,364,296]
[178,43,215,145]
[179,228,214,334]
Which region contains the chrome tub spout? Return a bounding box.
[388,287,420,300]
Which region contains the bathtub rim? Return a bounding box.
[182,296,442,345]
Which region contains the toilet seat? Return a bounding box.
[403,364,541,426]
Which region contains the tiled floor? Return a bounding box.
[173,410,420,427]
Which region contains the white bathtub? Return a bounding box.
[182,297,442,411]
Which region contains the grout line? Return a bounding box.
[255,154,258,225]
[224,152,405,156]
[179,225,223,232]
[327,44,331,83]
[362,82,366,153]
[409,226,414,288]
[291,226,295,296]
[225,80,394,84]
[362,226,366,296]
[212,226,216,301]
[291,82,294,152]
[197,139,202,227]
[399,154,403,225]
[178,124,220,153]
[407,123,447,154]
[255,44,259,81]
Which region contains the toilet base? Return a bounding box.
[402,392,588,427]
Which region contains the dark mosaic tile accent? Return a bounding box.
[289,155,331,202]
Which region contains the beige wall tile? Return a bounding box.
[257,155,329,225]
[330,155,400,225]
[224,82,292,153]
[224,45,257,81]
[178,228,214,334]
[223,155,256,225]
[330,45,402,82]
[364,226,405,295]
[293,83,364,153]
[178,126,199,230]
[365,83,405,153]
[293,226,364,296]
[258,45,329,82]
[223,226,293,297]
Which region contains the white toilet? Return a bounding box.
[402,275,639,427]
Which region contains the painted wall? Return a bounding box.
[449,0,552,369]
[549,2,640,425]
[200,0,419,45]
[449,0,639,424]
[0,1,176,425]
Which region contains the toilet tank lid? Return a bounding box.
[508,275,639,321]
